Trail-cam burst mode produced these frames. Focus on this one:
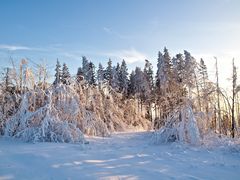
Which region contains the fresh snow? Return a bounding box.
[0,131,240,180]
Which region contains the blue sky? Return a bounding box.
[0,0,240,86]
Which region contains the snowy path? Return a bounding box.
[0,131,240,180]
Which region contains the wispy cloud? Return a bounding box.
[105,48,147,64]
[61,52,83,60]
[0,44,65,52]
[0,43,147,65]
[59,48,147,64]
[103,27,111,33]
[103,27,133,39]
[0,44,32,51]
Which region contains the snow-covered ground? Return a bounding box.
[0,131,240,180]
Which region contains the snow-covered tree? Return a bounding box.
[104,59,113,86]
[119,60,129,95]
[199,59,208,82]
[76,67,84,83]
[111,63,121,91]
[144,59,154,91]
[174,53,185,84]
[82,56,89,81]
[87,62,96,85]
[53,60,62,85]
[184,50,197,93]
[198,58,210,112]
[61,63,71,85]
[143,60,154,120]
[156,47,173,91]
[133,67,150,112]
[97,63,104,87]
[128,70,135,97]
[155,51,165,90]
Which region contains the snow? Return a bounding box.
[4,86,85,143]
[0,131,240,180]
[152,105,201,145]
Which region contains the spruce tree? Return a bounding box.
[76,67,84,83]
[88,62,96,85]
[128,70,135,96]
[174,53,185,85]
[112,63,121,91]
[184,50,196,89]
[105,59,113,86]
[53,60,62,85]
[119,60,129,95]
[82,56,89,81]
[199,58,208,85]
[61,63,71,85]
[144,59,154,91]
[97,63,104,86]
[155,51,165,89]
[163,47,173,86]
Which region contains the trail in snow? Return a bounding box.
[0,131,240,180]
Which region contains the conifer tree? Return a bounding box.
[76,67,84,83]
[184,50,197,90]
[97,63,104,87]
[144,59,154,91]
[119,60,129,95]
[128,70,135,96]
[82,56,89,80]
[133,67,149,112]
[61,63,71,85]
[156,51,163,88]
[105,59,113,86]
[88,62,96,85]
[53,60,62,85]
[112,63,121,91]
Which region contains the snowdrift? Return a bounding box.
[201,132,240,152]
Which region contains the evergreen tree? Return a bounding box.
[61,63,71,85]
[105,59,113,86]
[143,59,154,119]
[112,63,121,91]
[184,50,196,89]
[53,60,61,85]
[163,47,173,86]
[76,67,84,83]
[199,58,208,86]
[88,62,96,85]
[97,63,104,86]
[128,70,135,96]
[133,67,149,112]
[82,56,89,80]
[155,51,165,89]
[119,60,129,95]
[175,53,185,84]
[144,59,154,91]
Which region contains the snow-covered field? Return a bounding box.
[0,131,240,180]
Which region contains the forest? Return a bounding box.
[0,47,239,144]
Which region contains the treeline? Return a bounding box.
[1,47,240,138]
